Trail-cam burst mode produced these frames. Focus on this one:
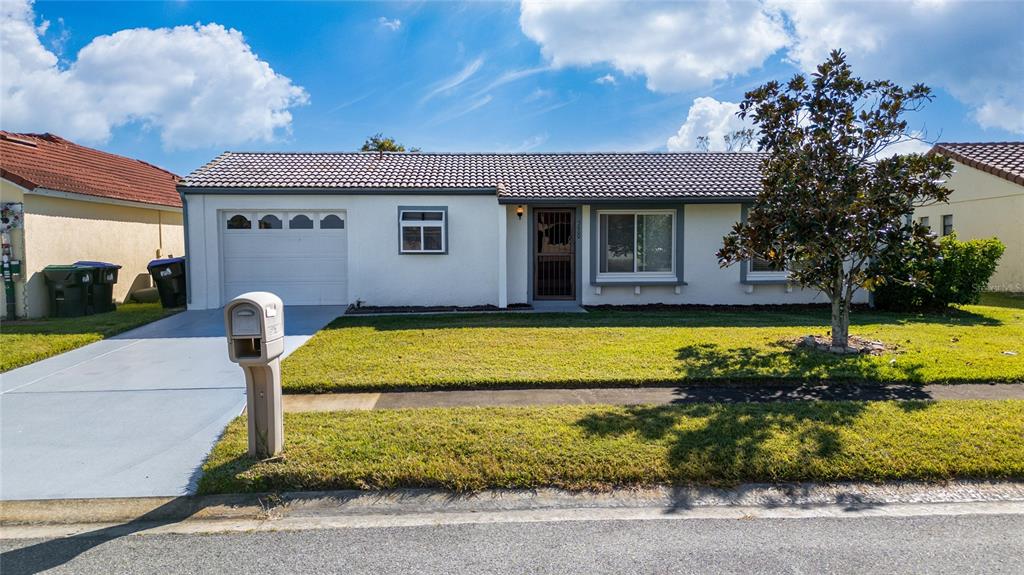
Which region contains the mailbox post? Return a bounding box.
[224,292,285,459]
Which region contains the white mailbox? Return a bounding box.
[225,292,284,365]
[224,292,285,459]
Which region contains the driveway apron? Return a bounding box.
[0,306,344,501]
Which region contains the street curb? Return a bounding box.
[4,480,1024,527]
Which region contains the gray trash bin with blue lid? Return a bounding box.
[147,257,187,308]
[74,261,122,313]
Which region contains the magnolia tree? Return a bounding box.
[717,50,954,349]
[361,133,420,152]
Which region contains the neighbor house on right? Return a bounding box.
[915,142,1024,293]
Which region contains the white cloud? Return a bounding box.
[519,0,789,92]
[420,56,485,104]
[877,134,933,158]
[1,0,308,149]
[515,133,549,152]
[975,101,1024,135]
[666,97,753,152]
[427,94,493,126]
[594,73,616,85]
[775,0,1024,134]
[520,0,1024,135]
[377,17,401,32]
[475,66,550,97]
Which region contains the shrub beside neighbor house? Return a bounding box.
[874,235,1005,311]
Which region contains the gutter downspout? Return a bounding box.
[179,186,191,307]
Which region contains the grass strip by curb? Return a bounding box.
[281,304,1024,392]
[0,303,177,372]
[198,400,1024,494]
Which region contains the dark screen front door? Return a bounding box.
[534,208,576,300]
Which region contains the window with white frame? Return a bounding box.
[399,208,446,253]
[747,254,789,281]
[598,210,674,276]
[942,214,953,236]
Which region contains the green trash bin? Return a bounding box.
[42,265,92,317]
[75,261,122,314]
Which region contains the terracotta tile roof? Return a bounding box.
[0,131,181,208]
[180,151,766,201]
[932,142,1024,186]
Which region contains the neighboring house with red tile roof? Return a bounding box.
[916,142,1024,292]
[1,131,184,318]
[178,150,870,310]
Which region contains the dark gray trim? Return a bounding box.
[499,196,753,205]
[527,206,582,305]
[589,204,686,287]
[738,203,790,285]
[180,189,191,305]
[398,206,448,255]
[180,186,498,196]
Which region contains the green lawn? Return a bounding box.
[282,304,1024,392]
[0,303,177,372]
[198,400,1024,494]
[981,292,1024,309]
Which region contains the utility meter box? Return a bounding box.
[224,291,285,459]
[225,292,284,365]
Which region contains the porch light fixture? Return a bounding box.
[516,205,524,220]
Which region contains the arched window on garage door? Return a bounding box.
[289,214,314,229]
[258,213,283,229]
[320,214,345,229]
[225,213,252,230]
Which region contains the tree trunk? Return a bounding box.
[830,296,849,349]
[827,266,851,347]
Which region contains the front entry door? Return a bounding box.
[534,208,576,300]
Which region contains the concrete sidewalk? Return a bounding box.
[282,382,1024,412]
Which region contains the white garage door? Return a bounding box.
[221,211,348,306]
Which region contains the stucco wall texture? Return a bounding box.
[915,161,1024,292]
[1,179,184,318]
[184,192,866,310]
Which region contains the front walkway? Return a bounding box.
[1,306,345,501]
[283,382,1024,412]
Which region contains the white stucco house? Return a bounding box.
[179,151,866,310]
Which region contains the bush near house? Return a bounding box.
[875,235,1005,311]
[198,400,1024,494]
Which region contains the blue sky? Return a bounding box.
[3,1,1022,176]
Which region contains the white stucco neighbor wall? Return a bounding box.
[185,193,502,310]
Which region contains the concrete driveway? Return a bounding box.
[0,306,344,501]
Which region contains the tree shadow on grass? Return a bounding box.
[323,305,1002,332]
[575,400,936,496]
[674,342,928,384]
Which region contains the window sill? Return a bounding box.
[743,272,790,285]
[399,250,447,255]
[592,275,684,286]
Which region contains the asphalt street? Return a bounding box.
[3,512,1023,574]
